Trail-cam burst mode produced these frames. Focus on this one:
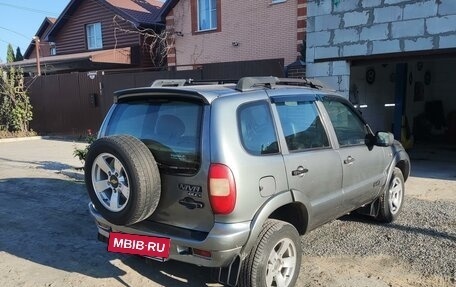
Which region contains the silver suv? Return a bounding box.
[85,77,410,287]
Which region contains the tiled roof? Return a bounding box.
[105,0,164,26]
[47,0,164,41]
[47,17,57,24]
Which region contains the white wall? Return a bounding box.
[306,0,456,98]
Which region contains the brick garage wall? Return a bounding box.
[168,0,301,67]
[305,0,456,97]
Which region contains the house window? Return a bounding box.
[197,0,217,31]
[86,23,103,50]
[50,47,56,55]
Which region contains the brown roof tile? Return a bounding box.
[105,0,164,26]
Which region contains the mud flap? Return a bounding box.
[97,233,109,243]
[357,198,380,217]
[212,255,242,287]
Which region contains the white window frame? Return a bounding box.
[50,47,57,55]
[86,22,103,50]
[197,0,217,31]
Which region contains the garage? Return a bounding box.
[349,57,456,149]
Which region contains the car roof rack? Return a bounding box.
[151,79,187,87]
[151,79,238,87]
[236,76,323,91]
[236,76,278,91]
[187,79,238,85]
[276,78,323,89]
[151,77,326,91]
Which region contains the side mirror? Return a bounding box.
[375,131,394,147]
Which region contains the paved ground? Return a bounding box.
[0,138,454,287]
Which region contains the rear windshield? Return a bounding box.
[105,99,203,175]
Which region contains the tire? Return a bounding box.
[376,167,405,223]
[84,135,161,226]
[239,219,302,287]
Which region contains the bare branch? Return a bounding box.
[112,15,172,67]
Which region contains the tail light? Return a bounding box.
[208,164,236,214]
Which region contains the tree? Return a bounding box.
[0,66,33,132]
[6,44,15,63]
[15,47,24,61]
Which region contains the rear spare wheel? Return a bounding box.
[85,135,161,225]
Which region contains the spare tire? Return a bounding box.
[84,135,161,225]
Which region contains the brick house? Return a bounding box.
[15,0,164,74]
[306,0,456,146]
[159,0,307,69]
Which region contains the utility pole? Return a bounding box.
[33,36,41,76]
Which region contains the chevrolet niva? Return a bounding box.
[85,77,410,287]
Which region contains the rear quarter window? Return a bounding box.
[238,101,279,155]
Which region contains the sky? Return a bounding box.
[0,0,70,62]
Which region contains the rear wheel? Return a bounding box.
[85,135,161,226]
[376,167,404,223]
[239,219,301,287]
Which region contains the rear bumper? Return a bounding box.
[89,203,250,267]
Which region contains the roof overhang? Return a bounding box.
[4,47,132,74]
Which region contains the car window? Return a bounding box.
[276,100,330,151]
[322,99,367,147]
[238,101,279,155]
[105,100,202,174]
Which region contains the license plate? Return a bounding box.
[108,232,171,258]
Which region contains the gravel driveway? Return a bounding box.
[0,138,455,287]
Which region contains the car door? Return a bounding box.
[272,95,343,229]
[321,97,387,212]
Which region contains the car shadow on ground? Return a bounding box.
[0,157,76,171]
[121,256,222,286]
[339,213,456,242]
[0,177,219,286]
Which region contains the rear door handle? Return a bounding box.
[292,166,309,176]
[344,156,355,164]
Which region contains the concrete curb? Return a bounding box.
[0,136,50,143]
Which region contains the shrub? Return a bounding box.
[73,129,97,163]
[0,66,33,132]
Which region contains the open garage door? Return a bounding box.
[349,58,456,149]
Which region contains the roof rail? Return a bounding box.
[151,77,328,91]
[151,79,238,87]
[276,78,322,89]
[151,79,187,87]
[187,79,238,85]
[236,76,325,91]
[236,76,279,91]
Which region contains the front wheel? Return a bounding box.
[376,167,405,223]
[239,219,301,287]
